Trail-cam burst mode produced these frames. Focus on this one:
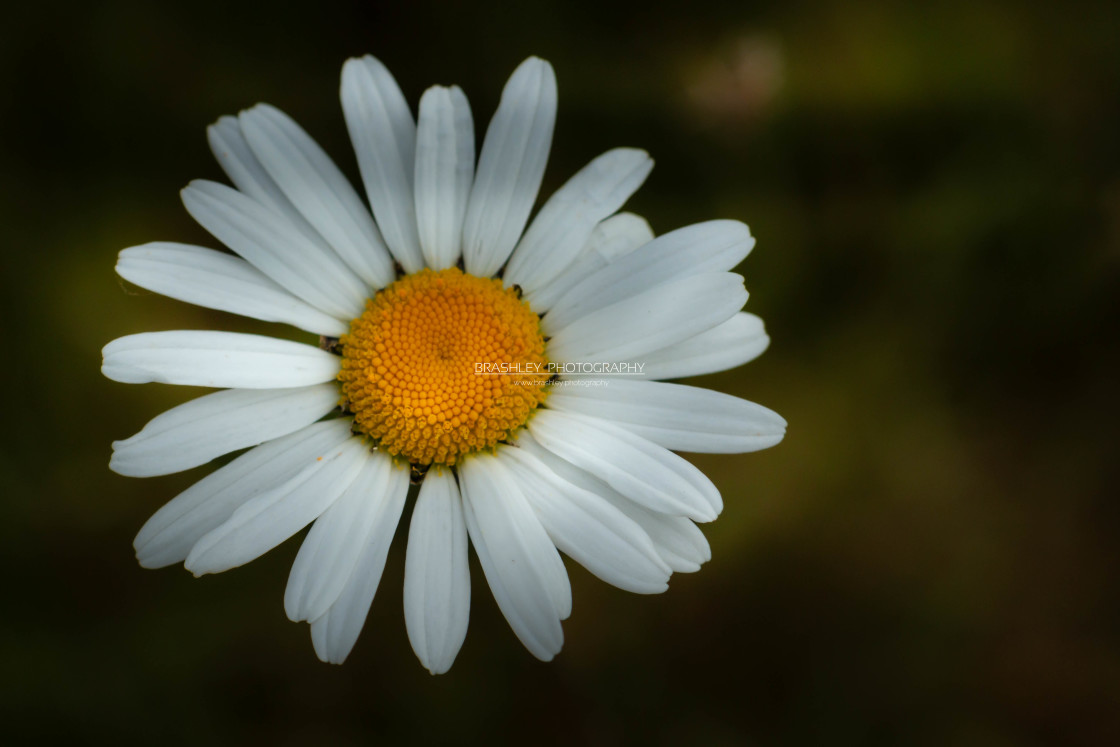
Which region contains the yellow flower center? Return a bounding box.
[338,268,550,466]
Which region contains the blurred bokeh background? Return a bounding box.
[3,0,1118,744]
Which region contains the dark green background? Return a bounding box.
[3,0,1118,744]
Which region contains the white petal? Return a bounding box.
[308,459,410,664]
[462,57,557,277]
[503,148,653,292]
[543,220,753,334]
[341,55,424,273]
[546,379,786,453]
[185,436,369,575]
[111,384,338,477]
[182,179,368,320]
[414,85,475,271]
[527,212,653,312]
[460,452,569,661]
[528,410,721,522]
[622,511,710,573]
[545,272,747,364]
[207,115,330,248]
[403,469,470,674]
[636,312,770,380]
[237,105,397,289]
[102,331,340,388]
[116,243,348,337]
[133,420,353,568]
[514,431,711,573]
[501,446,671,594]
[285,450,402,623]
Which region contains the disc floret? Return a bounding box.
[338,268,550,465]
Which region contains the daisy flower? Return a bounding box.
[103,55,786,673]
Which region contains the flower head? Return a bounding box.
[103,55,786,673]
